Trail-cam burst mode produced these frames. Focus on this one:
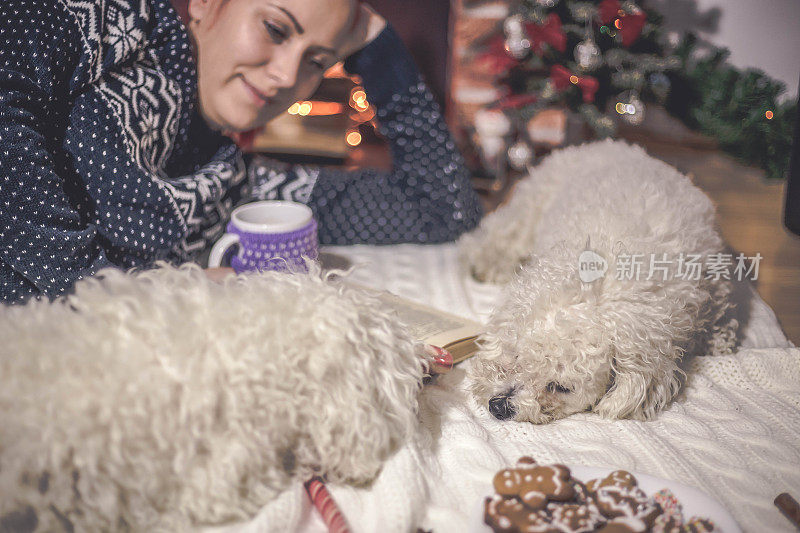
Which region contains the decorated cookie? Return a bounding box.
[519,511,563,533]
[587,471,638,493]
[571,479,602,515]
[494,469,526,497]
[594,484,660,525]
[485,495,530,533]
[596,516,648,532]
[519,465,576,510]
[548,503,605,533]
[493,464,575,511]
[682,517,715,532]
[652,515,684,533]
[651,488,683,532]
[487,459,717,533]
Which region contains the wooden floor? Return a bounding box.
[621,135,800,346]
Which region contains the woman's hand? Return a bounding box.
[204,267,235,283]
[339,3,386,60]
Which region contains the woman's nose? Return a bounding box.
[267,50,302,89]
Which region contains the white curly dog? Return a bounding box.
[0,264,428,531]
[460,140,738,424]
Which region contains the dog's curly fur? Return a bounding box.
[460,140,738,423]
[0,263,426,531]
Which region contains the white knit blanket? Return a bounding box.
[211,243,800,533]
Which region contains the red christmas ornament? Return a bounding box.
[598,0,621,25]
[550,65,599,103]
[477,36,521,74]
[523,13,567,55]
[598,0,647,47]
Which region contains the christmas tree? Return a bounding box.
[468,0,796,180]
[473,0,679,166]
[667,34,796,180]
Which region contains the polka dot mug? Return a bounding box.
[208,201,318,273]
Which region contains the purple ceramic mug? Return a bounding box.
[208,201,318,273]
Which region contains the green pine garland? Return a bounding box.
[667,34,797,180]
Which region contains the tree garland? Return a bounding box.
[667,34,797,180]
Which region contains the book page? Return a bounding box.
[354,285,483,349]
[389,303,466,341]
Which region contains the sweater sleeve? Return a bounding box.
[0,0,246,303]
[0,1,114,304]
[247,25,483,245]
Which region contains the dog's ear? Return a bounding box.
[591,303,684,420]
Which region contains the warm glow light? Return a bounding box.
[346,131,362,146]
[569,75,579,84]
[614,18,622,29]
[615,102,626,114]
[350,88,369,112]
[765,110,774,119]
[287,101,345,116]
[298,102,312,116]
[307,102,344,116]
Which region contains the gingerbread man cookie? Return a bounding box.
[485,495,557,533]
[586,471,638,493]
[548,503,605,533]
[485,495,530,533]
[596,516,648,533]
[493,463,576,511]
[596,485,661,525]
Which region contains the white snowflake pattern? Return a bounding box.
[104,10,144,62]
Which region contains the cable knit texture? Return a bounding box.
[0,0,482,303]
[230,243,800,533]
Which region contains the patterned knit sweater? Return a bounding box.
[0,0,482,304]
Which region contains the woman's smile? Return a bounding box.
[239,75,272,108]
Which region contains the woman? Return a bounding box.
[0,0,482,304]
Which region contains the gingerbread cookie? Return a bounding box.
[651,489,684,533]
[493,464,575,511]
[594,484,661,526]
[549,503,605,533]
[682,517,715,532]
[485,495,530,533]
[484,495,558,533]
[486,459,718,533]
[596,516,648,532]
[587,471,638,493]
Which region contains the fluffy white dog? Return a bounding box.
[0,264,427,531]
[460,140,738,423]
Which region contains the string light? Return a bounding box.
[350,88,370,112]
[346,131,362,146]
[282,75,375,153]
[765,110,774,119]
[298,102,312,116]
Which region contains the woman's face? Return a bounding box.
[188,0,356,132]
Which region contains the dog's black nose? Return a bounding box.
[488,393,517,420]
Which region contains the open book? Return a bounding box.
[354,285,484,364]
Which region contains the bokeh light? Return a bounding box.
[346,131,362,146]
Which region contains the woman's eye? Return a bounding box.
[309,58,326,70]
[263,21,286,43]
[546,382,572,394]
